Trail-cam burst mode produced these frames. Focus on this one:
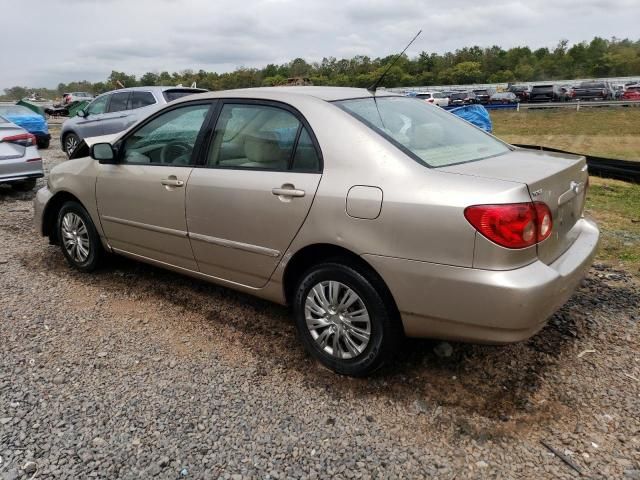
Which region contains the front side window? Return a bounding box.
[207,103,319,171]
[121,104,210,165]
[108,92,131,113]
[87,95,109,115]
[335,96,509,168]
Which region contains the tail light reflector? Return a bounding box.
[464,202,553,249]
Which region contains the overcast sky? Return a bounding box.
[2,0,639,90]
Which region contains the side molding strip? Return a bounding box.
[102,216,280,258]
[101,216,188,238]
[189,232,280,258]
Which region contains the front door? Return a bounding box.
[96,102,213,270]
[77,94,110,138]
[99,91,133,135]
[186,102,322,287]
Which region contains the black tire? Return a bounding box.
[37,137,50,149]
[56,201,103,272]
[293,261,401,377]
[63,133,80,158]
[12,179,37,191]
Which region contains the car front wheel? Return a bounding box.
[64,133,80,157]
[293,262,400,376]
[57,201,103,272]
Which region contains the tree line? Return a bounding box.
[3,36,639,101]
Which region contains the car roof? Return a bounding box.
[185,86,400,102]
[97,86,208,95]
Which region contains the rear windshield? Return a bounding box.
[580,82,604,88]
[162,89,206,102]
[335,96,509,168]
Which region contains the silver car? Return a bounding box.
[35,87,599,376]
[60,86,206,157]
[0,116,43,190]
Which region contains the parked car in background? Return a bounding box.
[559,85,575,101]
[472,88,495,104]
[0,104,50,148]
[35,86,598,376]
[449,91,477,106]
[529,85,566,102]
[572,81,613,101]
[613,85,625,100]
[0,115,43,190]
[489,92,519,105]
[622,85,640,101]
[62,92,94,105]
[507,85,530,102]
[60,86,207,157]
[413,92,449,107]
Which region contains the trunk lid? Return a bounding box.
[440,148,588,264]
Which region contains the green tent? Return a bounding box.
[67,100,90,118]
[16,99,45,118]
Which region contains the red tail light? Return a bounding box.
[427,98,434,103]
[2,133,36,147]
[464,202,553,249]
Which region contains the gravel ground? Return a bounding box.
[1,127,639,479]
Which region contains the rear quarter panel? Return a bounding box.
[265,100,532,283]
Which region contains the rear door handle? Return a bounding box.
[161,178,184,187]
[272,187,305,198]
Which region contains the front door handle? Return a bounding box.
[161,178,184,187]
[272,187,305,198]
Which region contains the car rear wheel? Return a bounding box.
[57,201,103,272]
[64,133,80,157]
[293,261,400,376]
[37,137,50,149]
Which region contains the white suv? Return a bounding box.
[414,92,449,107]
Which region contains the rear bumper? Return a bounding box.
[0,157,44,184]
[364,218,599,344]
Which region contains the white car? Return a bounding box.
[0,115,43,190]
[414,92,449,107]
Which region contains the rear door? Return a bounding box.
[185,101,323,287]
[100,91,132,135]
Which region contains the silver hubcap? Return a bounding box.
[66,136,77,153]
[304,281,371,359]
[61,212,90,263]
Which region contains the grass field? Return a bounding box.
[492,108,640,276]
[492,108,640,161]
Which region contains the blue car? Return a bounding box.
[0,104,50,148]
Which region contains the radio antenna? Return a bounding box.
[368,30,422,94]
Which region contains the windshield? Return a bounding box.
[335,96,509,167]
[0,105,34,116]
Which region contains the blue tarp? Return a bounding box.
[3,114,49,136]
[449,105,492,133]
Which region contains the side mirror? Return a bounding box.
[77,109,87,118]
[91,143,117,164]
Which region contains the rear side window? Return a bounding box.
[163,89,204,102]
[108,92,131,113]
[207,103,320,172]
[130,91,156,109]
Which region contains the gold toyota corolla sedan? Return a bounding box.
[34,87,599,376]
